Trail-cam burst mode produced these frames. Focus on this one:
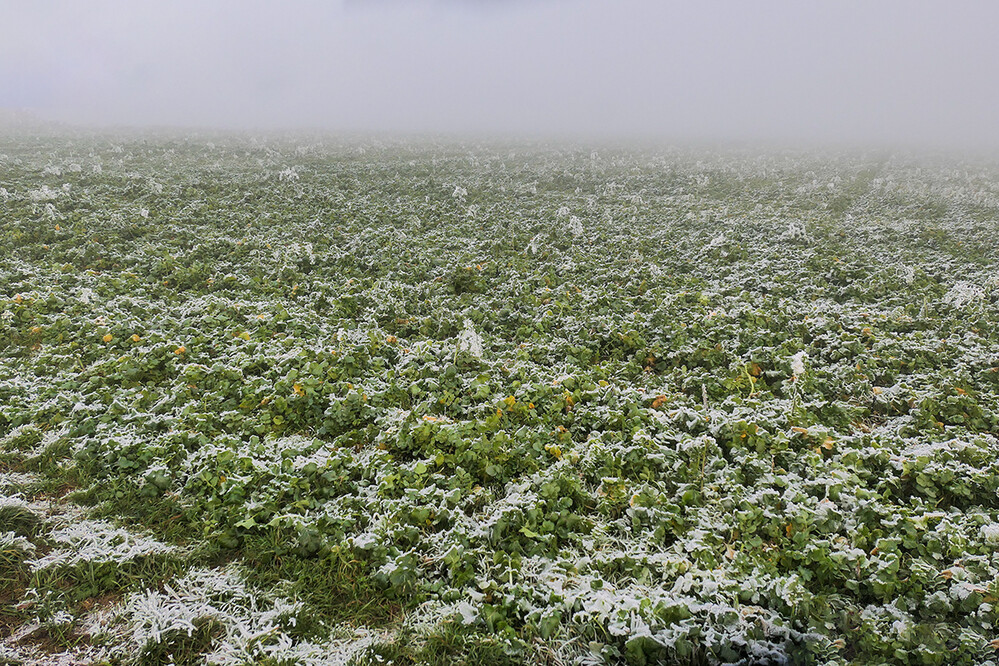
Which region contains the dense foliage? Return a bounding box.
[2,131,998,665]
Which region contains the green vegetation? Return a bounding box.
[1,132,998,664]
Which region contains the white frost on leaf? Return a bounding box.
[942,281,984,309]
[456,319,484,359]
[790,351,807,378]
[982,523,999,545]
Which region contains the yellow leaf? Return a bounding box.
[131,334,141,342]
[174,346,186,354]
[102,333,113,342]
[293,383,305,397]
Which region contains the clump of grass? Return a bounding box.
[0,425,43,452]
[0,502,41,537]
[136,617,221,666]
[0,530,35,593]
[21,435,74,474]
[357,625,525,666]
[71,479,204,550]
[243,543,404,632]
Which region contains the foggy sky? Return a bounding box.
[2,0,998,149]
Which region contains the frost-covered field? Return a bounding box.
[1,132,998,665]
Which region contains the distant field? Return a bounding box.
[1,133,998,665]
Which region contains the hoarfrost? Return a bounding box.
[783,220,809,241]
[110,566,383,666]
[982,523,999,545]
[27,520,176,571]
[942,281,984,308]
[28,185,58,201]
[527,233,541,254]
[790,351,807,378]
[0,530,36,556]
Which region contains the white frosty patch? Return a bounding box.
[942,281,984,308]
[0,530,36,556]
[456,319,484,359]
[105,566,384,666]
[0,471,39,490]
[982,523,999,545]
[790,351,807,378]
[783,220,809,241]
[27,520,176,571]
